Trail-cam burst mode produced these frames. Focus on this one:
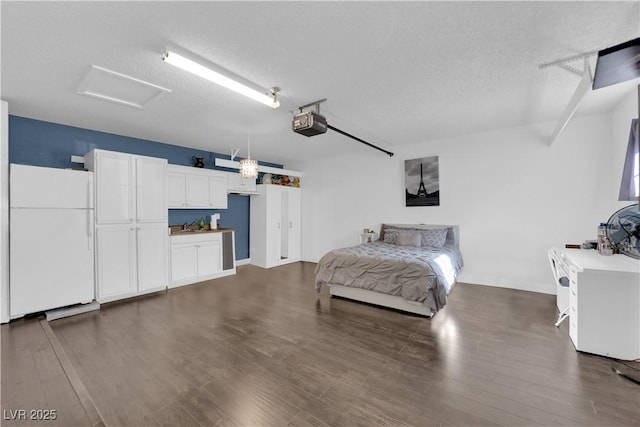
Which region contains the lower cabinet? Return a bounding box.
[169,231,235,288]
[95,223,168,302]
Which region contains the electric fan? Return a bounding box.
[607,204,640,259]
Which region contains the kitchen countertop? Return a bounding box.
[169,225,234,235]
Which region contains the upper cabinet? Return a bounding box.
[226,172,257,194]
[167,164,228,209]
[85,150,167,224]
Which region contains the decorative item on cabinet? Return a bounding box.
[258,172,301,187]
[192,156,205,168]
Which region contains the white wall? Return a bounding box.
[610,87,639,211]
[299,114,615,294]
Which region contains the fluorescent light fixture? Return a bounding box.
[161,49,280,108]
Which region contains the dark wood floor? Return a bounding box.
[2,262,639,426]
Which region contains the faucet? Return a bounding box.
[182,223,188,231]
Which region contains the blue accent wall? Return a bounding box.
[8,115,282,260]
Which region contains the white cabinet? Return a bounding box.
[209,175,228,208]
[85,149,168,303]
[137,223,169,292]
[170,244,198,283]
[185,174,210,207]
[136,157,168,223]
[550,248,640,360]
[91,151,133,224]
[169,230,235,288]
[250,185,301,269]
[168,165,228,209]
[227,172,257,194]
[95,225,136,300]
[168,171,186,207]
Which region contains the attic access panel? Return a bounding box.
[77,65,171,108]
[593,37,640,90]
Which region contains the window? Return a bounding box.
[620,119,640,201]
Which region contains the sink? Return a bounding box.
[173,229,205,234]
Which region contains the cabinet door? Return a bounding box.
[168,172,186,208]
[197,241,222,277]
[137,224,168,292]
[96,225,136,300]
[95,152,133,224]
[227,172,256,193]
[136,157,167,222]
[209,174,228,209]
[185,174,209,207]
[266,185,282,268]
[170,244,198,284]
[286,187,301,259]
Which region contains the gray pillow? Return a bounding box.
[418,228,447,248]
[396,232,422,247]
[383,230,399,244]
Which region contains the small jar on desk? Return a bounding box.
[360,228,376,244]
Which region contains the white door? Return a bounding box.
[266,185,282,268]
[96,225,136,301]
[197,241,222,277]
[10,208,94,317]
[287,187,301,259]
[185,174,209,207]
[95,152,133,224]
[168,172,186,208]
[136,157,167,223]
[136,224,167,292]
[209,175,228,208]
[170,244,198,284]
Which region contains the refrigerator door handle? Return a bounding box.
[87,211,93,251]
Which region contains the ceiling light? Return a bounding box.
[239,132,258,179]
[161,49,280,108]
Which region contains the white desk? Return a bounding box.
[550,248,640,360]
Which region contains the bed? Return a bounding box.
[315,224,463,316]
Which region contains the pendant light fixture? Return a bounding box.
[161,49,280,108]
[239,132,258,179]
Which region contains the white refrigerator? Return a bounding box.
[10,164,95,318]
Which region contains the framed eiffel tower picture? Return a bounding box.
[405,156,440,206]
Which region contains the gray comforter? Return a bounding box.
[315,242,463,313]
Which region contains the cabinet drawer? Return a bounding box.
[170,232,222,245]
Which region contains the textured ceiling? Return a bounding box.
[1,1,639,165]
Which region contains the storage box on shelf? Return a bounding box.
[168,227,236,287]
[84,149,168,303]
[168,164,228,209]
[250,184,301,268]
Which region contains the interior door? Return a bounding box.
[286,187,301,259]
[266,185,282,267]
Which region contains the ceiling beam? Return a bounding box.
[549,64,593,145]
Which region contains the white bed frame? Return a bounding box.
[328,224,460,317]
